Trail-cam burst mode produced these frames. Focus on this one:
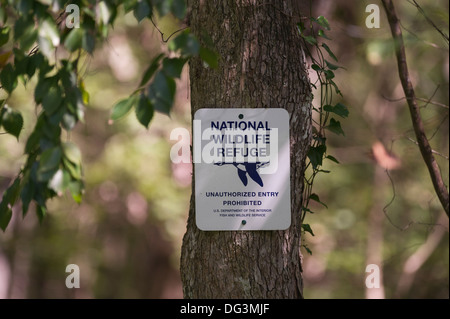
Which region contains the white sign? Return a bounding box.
[194,108,291,231]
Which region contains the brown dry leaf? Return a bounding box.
[371,141,401,170]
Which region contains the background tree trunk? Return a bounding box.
[180,0,312,298]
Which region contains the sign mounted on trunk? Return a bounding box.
[193,108,291,231]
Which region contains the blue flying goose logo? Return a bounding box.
[214,161,269,187]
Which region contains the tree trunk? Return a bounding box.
[180,0,312,298]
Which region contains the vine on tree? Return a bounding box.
[297,15,349,254]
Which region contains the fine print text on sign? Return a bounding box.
[194,108,291,231]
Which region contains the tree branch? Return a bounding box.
[381,0,449,216]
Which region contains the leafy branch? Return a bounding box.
[0,0,216,231]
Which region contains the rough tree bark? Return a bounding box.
[180,0,312,298]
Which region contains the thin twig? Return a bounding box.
[405,137,449,160]
[408,0,449,44]
[400,20,446,50]
[381,95,449,110]
[150,17,188,43]
[381,0,449,216]
[383,169,414,231]
[428,114,448,141]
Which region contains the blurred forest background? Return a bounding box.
[0,0,448,298]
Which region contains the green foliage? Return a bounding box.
[110,96,138,121]
[0,26,10,46]
[0,63,18,93]
[0,0,217,231]
[301,223,315,236]
[135,92,154,128]
[325,118,345,136]
[0,104,23,139]
[299,15,349,248]
[139,53,164,86]
[147,71,176,115]
[0,177,20,231]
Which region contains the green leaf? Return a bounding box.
[36,205,47,224]
[42,85,63,115]
[61,113,77,131]
[168,31,200,57]
[153,0,172,16]
[309,193,328,208]
[18,25,37,51]
[329,80,342,96]
[302,35,317,45]
[0,177,21,231]
[324,69,334,80]
[48,169,64,194]
[80,80,90,105]
[0,64,18,94]
[62,142,82,165]
[322,43,338,62]
[64,27,83,52]
[63,158,82,180]
[25,51,42,78]
[68,180,83,203]
[296,22,305,35]
[82,30,95,54]
[37,146,62,182]
[325,118,345,136]
[311,64,322,72]
[171,0,186,19]
[123,0,138,12]
[316,16,330,30]
[110,96,137,121]
[3,177,21,206]
[307,144,326,169]
[162,57,186,78]
[303,245,313,255]
[34,77,56,104]
[135,93,154,128]
[326,155,340,164]
[25,129,42,154]
[140,53,164,86]
[18,0,33,15]
[1,106,23,139]
[301,223,315,236]
[323,103,349,118]
[0,26,10,47]
[134,0,151,22]
[13,50,28,77]
[20,180,34,217]
[334,102,349,117]
[199,47,219,69]
[0,202,12,232]
[325,60,343,71]
[317,29,330,40]
[148,71,176,116]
